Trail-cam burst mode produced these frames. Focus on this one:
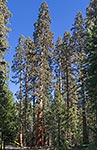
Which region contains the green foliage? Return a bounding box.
[12,35,36,146]
[71,11,89,144]
[84,0,97,144]
[0,87,17,143]
[2,0,97,148]
[0,0,16,145]
[0,0,11,90]
[52,31,80,148]
[85,24,97,99]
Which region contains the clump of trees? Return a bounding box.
[1,0,97,150]
[0,0,17,147]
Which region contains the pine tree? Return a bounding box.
[54,37,66,148]
[0,0,11,106]
[12,35,25,147]
[71,12,89,144]
[23,37,36,146]
[55,37,63,101]
[84,0,97,142]
[0,0,12,147]
[86,0,97,27]
[55,37,63,148]
[0,0,11,82]
[62,31,79,146]
[53,32,79,147]
[33,2,54,146]
[0,86,17,146]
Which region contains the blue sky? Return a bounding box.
[6,0,89,96]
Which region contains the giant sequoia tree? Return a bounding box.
[33,2,54,146]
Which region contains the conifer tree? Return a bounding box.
[53,32,79,147]
[0,0,11,79]
[33,2,54,146]
[55,37,63,100]
[71,12,89,144]
[23,37,36,146]
[62,31,79,146]
[0,0,12,146]
[0,0,11,106]
[12,36,37,147]
[84,0,97,142]
[86,0,97,27]
[12,35,25,147]
[0,87,17,143]
[54,37,66,148]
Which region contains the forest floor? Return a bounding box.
[5,147,69,150]
[4,144,90,150]
[5,146,52,150]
